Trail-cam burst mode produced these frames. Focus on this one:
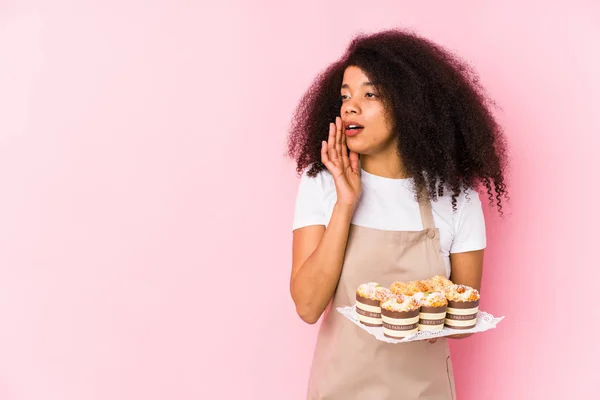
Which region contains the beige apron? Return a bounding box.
[306,199,456,400]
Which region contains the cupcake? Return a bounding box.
[443,284,480,329]
[390,280,430,296]
[355,282,393,327]
[390,281,410,296]
[380,294,420,339]
[416,292,448,331]
[426,275,454,292]
[406,280,431,295]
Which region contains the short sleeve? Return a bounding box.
[450,189,487,253]
[292,169,327,230]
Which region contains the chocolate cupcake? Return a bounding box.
[380,294,420,339]
[355,282,393,327]
[443,284,480,329]
[415,292,448,332]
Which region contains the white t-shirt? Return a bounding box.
[292,168,487,278]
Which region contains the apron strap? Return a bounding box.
[418,192,436,230]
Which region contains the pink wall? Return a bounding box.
[0,1,597,399]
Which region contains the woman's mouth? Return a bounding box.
[345,124,364,137]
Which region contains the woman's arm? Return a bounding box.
[290,203,355,324]
[449,250,484,291]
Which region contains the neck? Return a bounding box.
[361,147,409,179]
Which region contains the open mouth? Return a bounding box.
[345,124,364,137]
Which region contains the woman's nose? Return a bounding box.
[342,100,360,115]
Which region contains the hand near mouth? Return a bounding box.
[321,117,362,209]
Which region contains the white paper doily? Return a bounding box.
[337,305,505,344]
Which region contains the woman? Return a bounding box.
[287,29,508,399]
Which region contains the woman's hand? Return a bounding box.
[321,116,362,209]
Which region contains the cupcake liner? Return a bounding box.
[420,305,447,313]
[355,293,381,307]
[381,308,419,319]
[418,305,447,331]
[381,308,420,338]
[445,299,479,329]
[447,299,480,309]
[355,293,383,326]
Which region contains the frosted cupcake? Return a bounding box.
[426,275,454,292]
[415,292,448,331]
[443,284,480,329]
[355,282,393,327]
[380,294,420,339]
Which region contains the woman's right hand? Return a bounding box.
[321,116,362,209]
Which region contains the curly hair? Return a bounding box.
[286,29,509,213]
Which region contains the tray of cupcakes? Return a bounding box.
[336,276,504,343]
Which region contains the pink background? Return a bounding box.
[1,1,598,399]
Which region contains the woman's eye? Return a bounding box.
[340,93,377,100]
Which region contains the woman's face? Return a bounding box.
[340,66,396,155]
